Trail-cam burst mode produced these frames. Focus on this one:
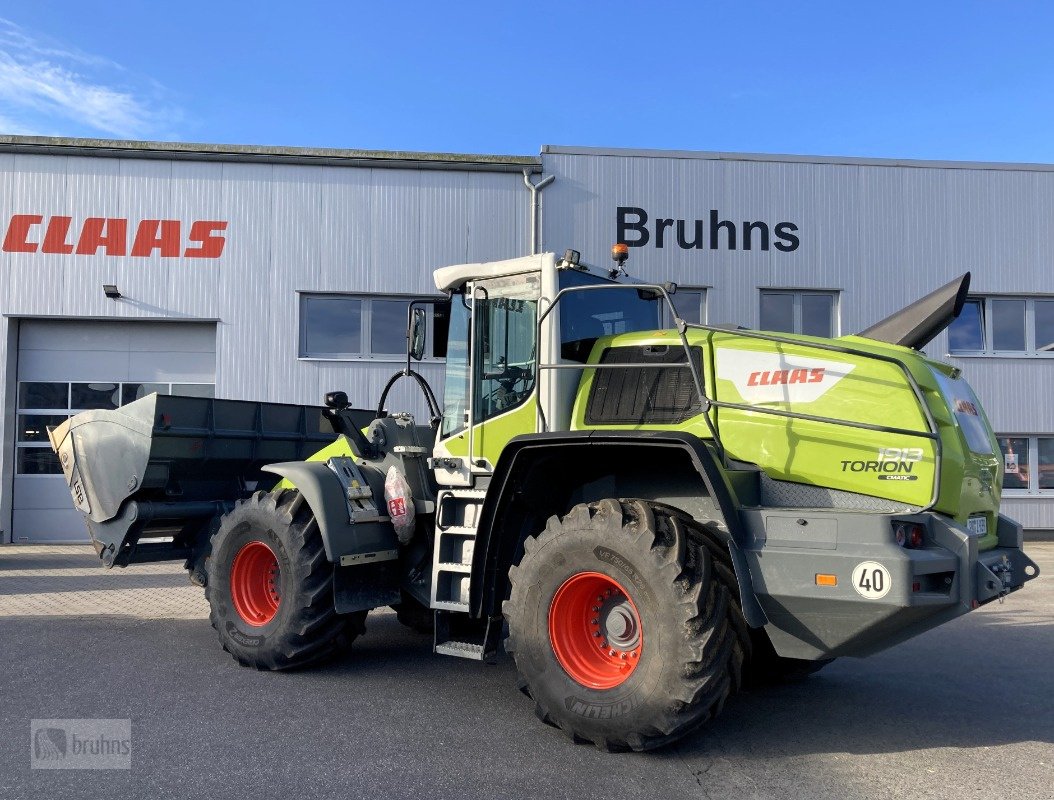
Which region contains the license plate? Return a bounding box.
[967,516,988,536]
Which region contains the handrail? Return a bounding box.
[534,281,945,512]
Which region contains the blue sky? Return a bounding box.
[2,1,1052,161]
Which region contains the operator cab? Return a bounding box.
[429,250,666,486]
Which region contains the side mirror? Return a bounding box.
[409,307,427,361]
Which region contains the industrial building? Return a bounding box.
[2,136,1052,541]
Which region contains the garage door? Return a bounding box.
[13,320,217,543]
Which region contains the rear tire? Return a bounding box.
[206,490,366,670]
[504,499,749,752]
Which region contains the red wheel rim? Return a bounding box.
[548,572,643,689]
[230,541,281,626]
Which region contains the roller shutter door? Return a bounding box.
[12,320,216,543]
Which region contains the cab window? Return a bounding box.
[558,270,662,362]
[474,274,540,424]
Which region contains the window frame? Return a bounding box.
[662,286,708,327]
[471,277,540,428]
[758,289,840,337]
[15,380,215,477]
[297,292,446,362]
[995,434,1054,496]
[949,296,1054,358]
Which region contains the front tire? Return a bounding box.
[504,499,749,752]
[206,490,366,670]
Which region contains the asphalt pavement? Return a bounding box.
[1,543,1051,800]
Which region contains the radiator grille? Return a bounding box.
[584,345,704,425]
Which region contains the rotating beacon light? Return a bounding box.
[610,242,629,278]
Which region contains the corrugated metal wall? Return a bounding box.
[3,142,1052,537]
[541,148,1054,528]
[0,150,530,541]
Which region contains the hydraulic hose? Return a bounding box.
[377,369,442,426]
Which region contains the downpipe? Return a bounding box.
[523,169,555,255]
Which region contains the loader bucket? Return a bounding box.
[47,393,339,567]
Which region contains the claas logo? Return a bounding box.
[746,367,826,387]
[2,214,227,258]
[954,399,979,416]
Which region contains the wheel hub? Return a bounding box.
[229,540,281,626]
[600,597,641,651]
[548,572,643,689]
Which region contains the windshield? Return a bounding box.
[558,270,662,362]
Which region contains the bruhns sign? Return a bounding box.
[616,206,800,252]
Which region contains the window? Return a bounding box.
[948,296,1054,356]
[441,298,470,438]
[475,274,539,426]
[299,293,444,360]
[440,274,540,439]
[759,290,838,337]
[663,287,707,327]
[15,381,214,475]
[996,435,1054,494]
[301,296,362,357]
[558,270,663,362]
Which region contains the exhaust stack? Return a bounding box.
[858,272,971,350]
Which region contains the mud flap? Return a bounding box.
[728,539,768,628]
[333,562,400,614]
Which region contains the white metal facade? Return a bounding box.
[1,137,1053,540]
[0,140,533,542]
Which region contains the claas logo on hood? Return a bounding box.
[747,368,826,386]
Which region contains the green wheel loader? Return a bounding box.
[49,247,1040,752]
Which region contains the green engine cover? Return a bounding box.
[571,328,1001,549]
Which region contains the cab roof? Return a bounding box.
[432,251,639,293]
[433,253,554,293]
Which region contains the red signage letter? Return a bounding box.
[3,214,42,252]
[131,220,181,257]
[76,218,128,256]
[184,220,227,258]
[42,216,75,254]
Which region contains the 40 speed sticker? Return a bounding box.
[851,561,892,600]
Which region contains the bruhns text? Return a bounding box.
[616,207,800,252]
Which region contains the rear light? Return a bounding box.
[894,521,925,548]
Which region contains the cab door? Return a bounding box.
[433,272,541,486]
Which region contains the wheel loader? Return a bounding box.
[48,246,1040,752]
